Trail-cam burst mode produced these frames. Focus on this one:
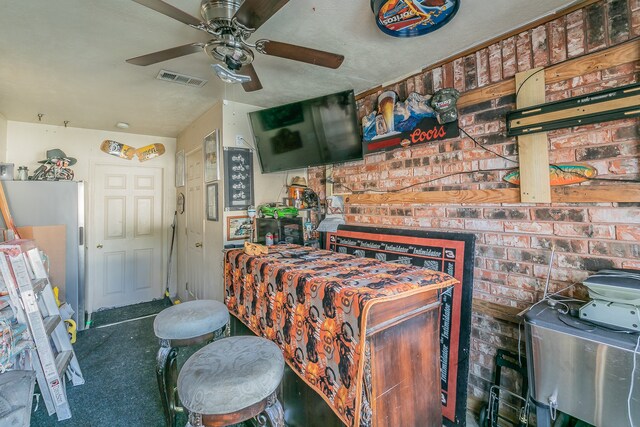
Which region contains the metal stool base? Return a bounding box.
[156,323,229,427]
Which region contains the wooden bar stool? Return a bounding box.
[154,300,230,427]
[177,336,285,427]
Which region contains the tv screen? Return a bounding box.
[248,90,363,173]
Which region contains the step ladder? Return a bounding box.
[0,240,84,421]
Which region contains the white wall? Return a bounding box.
[0,113,7,163]
[6,121,177,304]
[175,100,305,303]
[222,100,306,244]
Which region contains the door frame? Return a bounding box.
[87,162,166,315]
[181,146,205,300]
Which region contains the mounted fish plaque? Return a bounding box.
[503,164,598,186]
[371,0,460,38]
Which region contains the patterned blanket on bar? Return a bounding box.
[224,244,457,427]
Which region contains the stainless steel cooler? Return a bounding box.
[524,302,640,427]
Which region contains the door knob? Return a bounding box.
[96,244,103,249]
[195,242,202,248]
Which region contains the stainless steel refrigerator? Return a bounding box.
[2,181,86,330]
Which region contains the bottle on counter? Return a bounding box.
[304,219,312,241]
[17,166,28,181]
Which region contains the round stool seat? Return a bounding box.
[178,336,284,415]
[153,300,229,341]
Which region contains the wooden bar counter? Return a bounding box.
[224,244,458,427]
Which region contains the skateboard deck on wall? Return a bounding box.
[135,143,166,162]
[100,140,136,160]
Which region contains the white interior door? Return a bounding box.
[91,165,163,311]
[186,149,205,299]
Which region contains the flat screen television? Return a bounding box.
[248,90,363,173]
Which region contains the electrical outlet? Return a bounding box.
[235,135,244,147]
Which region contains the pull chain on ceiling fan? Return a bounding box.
[126,0,345,92]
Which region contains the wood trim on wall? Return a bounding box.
[344,184,640,205]
[472,300,522,325]
[458,38,640,108]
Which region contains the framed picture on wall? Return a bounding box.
[203,129,220,183]
[206,183,218,221]
[227,215,251,241]
[175,150,185,187]
[223,147,254,211]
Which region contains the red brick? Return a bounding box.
[506,275,540,293]
[530,236,589,253]
[617,225,640,241]
[609,157,639,174]
[589,208,640,224]
[633,3,640,37]
[549,18,567,63]
[571,70,603,88]
[548,148,576,163]
[553,223,616,238]
[491,285,535,303]
[453,58,465,92]
[477,48,490,87]
[547,92,571,102]
[485,259,533,276]
[533,265,591,283]
[432,67,443,91]
[442,62,454,88]
[516,31,533,72]
[477,269,507,286]
[622,260,640,269]
[413,73,424,95]
[416,217,436,228]
[406,76,415,94]
[609,0,631,43]
[585,2,607,52]
[567,9,585,58]
[504,221,554,235]
[435,218,465,229]
[502,37,517,78]
[488,43,503,83]
[501,235,531,248]
[532,24,550,67]
[589,240,639,258]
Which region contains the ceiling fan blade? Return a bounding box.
[241,64,263,92]
[132,0,201,26]
[258,40,344,69]
[233,0,289,31]
[126,43,204,66]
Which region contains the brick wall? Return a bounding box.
[309,0,639,412]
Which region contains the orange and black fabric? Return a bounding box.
[224,244,457,427]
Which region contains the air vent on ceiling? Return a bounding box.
[156,70,207,88]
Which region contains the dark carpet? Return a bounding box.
[88,299,172,328]
[30,313,199,426]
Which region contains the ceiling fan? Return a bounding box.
[126,0,345,92]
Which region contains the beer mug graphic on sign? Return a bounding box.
[377,91,397,134]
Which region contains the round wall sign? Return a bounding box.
[371,0,460,38]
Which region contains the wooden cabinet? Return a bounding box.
[231,289,443,427]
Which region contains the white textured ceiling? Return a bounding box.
[0,0,579,137]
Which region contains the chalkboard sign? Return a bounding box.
[223,147,254,211]
[326,225,474,427]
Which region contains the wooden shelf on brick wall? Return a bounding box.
[472,300,522,325]
[344,184,640,205]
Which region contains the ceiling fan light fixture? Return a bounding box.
[211,63,251,84]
